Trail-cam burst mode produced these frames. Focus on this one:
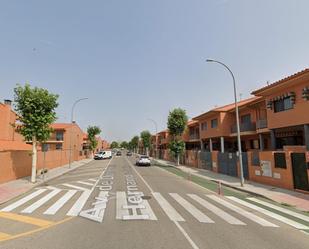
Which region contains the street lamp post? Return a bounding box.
[206,59,244,187]
[148,118,158,159]
[69,98,88,168]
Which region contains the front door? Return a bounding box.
[291,153,309,191]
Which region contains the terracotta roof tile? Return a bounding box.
[50,123,73,130]
[252,68,309,95]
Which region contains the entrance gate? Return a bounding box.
[291,153,309,191]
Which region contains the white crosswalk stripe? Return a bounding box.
[227,196,309,230]
[188,194,245,225]
[152,192,185,222]
[207,195,278,227]
[247,197,309,223]
[0,189,47,212]
[44,190,78,215]
[77,181,94,186]
[170,193,214,223]
[61,184,90,191]
[1,188,308,232]
[67,190,91,216]
[21,189,62,214]
[88,179,97,182]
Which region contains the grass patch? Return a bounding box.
[155,163,248,199]
[281,202,295,208]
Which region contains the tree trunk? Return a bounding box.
[176,154,180,166]
[31,136,37,183]
[146,147,149,156]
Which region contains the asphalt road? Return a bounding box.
[0,154,308,249]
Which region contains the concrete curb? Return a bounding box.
[36,159,94,187]
[152,159,271,200]
[0,159,93,205]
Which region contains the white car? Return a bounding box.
[94,151,112,160]
[136,155,151,166]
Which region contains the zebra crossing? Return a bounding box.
[1,188,308,230]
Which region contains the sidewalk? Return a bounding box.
[0,159,93,205]
[154,158,309,212]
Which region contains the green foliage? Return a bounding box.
[168,140,185,157]
[14,83,59,142]
[110,141,119,149]
[120,141,129,149]
[87,126,101,151]
[140,130,151,149]
[167,108,188,163]
[130,136,139,150]
[167,108,188,137]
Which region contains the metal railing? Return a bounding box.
[256,119,268,129]
[231,122,256,133]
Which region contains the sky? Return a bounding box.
[1,0,309,142]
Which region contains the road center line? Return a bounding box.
[125,156,200,249]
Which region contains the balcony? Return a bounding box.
[231,122,256,133]
[189,134,200,140]
[256,119,268,129]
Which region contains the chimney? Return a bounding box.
[4,99,12,107]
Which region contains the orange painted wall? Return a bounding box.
[0,103,24,142]
[266,81,309,129]
[199,113,232,139]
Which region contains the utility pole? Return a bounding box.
[206,59,244,187]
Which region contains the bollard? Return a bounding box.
[217,181,223,195]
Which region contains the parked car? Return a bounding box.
[126,151,132,156]
[136,155,151,166]
[94,151,104,160]
[116,151,122,156]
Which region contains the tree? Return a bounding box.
[130,136,139,153]
[120,141,129,149]
[110,141,119,149]
[87,126,101,154]
[167,108,188,165]
[140,130,151,156]
[14,84,59,183]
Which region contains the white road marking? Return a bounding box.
[227,196,309,230]
[188,194,245,225]
[73,157,113,217]
[174,221,200,249]
[170,193,213,223]
[125,157,154,192]
[1,189,47,212]
[116,192,129,219]
[125,157,199,249]
[44,190,77,215]
[88,179,97,182]
[140,199,158,221]
[152,192,185,222]
[79,191,109,222]
[208,195,278,227]
[61,184,89,191]
[67,190,92,216]
[247,197,309,223]
[77,181,94,186]
[21,189,62,214]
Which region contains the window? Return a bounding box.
[56,143,63,150]
[274,97,293,113]
[250,139,259,149]
[201,122,207,131]
[42,144,49,152]
[56,131,64,141]
[211,119,218,128]
[274,153,287,169]
[241,114,251,124]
